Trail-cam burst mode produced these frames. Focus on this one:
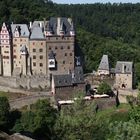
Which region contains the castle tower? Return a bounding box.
[11,24,30,76]
[46,17,75,76]
[0,23,12,76]
[20,45,28,75]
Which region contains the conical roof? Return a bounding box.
[98,55,109,71]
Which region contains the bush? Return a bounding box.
[97,82,112,95]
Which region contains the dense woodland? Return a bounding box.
[1,0,140,80]
[1,1,140,139]
[1,94,140,140]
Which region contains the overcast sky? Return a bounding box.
[52,0,139,4]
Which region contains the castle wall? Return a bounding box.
[47,36,75,76]
[0,76,50,89]
[13,37,29,71]
[54,84,85,100]
[115,73,133,89]
[29,40,47,75]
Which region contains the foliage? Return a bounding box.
[1,1,140,79]
[108,121,140,140]
[0,97,10,130]
[54,99,97,140]
[13,99,58,139]
[126,95,136,108]
[97,82,112,95]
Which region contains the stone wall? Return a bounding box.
[55,84,85,100]
[115,73,133,89]
[0,76,50,90]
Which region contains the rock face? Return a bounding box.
[0,131,9,139]
[0,132,35,140]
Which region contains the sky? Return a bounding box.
[52,0,139,4]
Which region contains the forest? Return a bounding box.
[1,0,140,79]
[0,1,140,139]
[1,93,140,140]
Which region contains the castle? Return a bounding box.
[0,17,85,93]
[97,55,134,90]
[0,17,81,78]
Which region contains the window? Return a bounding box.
[20,39,22,42]
[55,46,57,50]
[70,53,72,56]
[39,49,43,52]
[41,42,43,45]
[50,61,54,65]
[40,63,43,67]
[33,62,36,66]
[40,56,43,59]
[33,49,36,52]
[33,55,36,59]
[13,55,17,58]
[4,51,9,53]
[65,53,67,56]
[49,47,51,50]
[68,46,70,49]
[33,42,35,45]
[14,39,17,41]
[61,46,63,50]
[63,61,65,64]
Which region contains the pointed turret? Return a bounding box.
[14,26,21,37]
[59,22,65,36]
[70,22,75,36]
[98,55,110,75]
[45,21,53,36]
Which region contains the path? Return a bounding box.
[9,92,52,109]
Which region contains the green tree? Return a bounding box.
[13,99,58,139]
[33,99,58,139]
[0,96,10,130]
[108,121,140,140]
[97,82,112,95]
[55,99,98,140]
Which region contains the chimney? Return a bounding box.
[29,22,32,29]
[57,17,61,35]
[40,22,42,29]
[122,64,125,73]
[68,18,72,25]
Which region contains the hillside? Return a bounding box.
[0,0,140,80]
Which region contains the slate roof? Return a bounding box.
[46,21,52,31]
[53,66,84,88]
[30,25,45,39]
[11,24,30,37]
[98,55,109,71]
[72,66,84,84]
[48,17,74,35]
[53,74,72,87]
[115,61,133,74]
[32,21,45,28]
